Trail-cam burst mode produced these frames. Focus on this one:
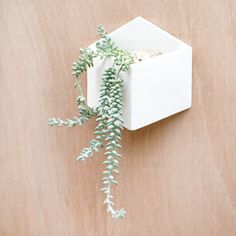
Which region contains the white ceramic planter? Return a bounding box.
[87,17,192,130]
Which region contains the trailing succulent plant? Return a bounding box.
[48,25,134,219]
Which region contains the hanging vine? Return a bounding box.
[48,25,134,219]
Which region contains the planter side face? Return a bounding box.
[129,48,192,130]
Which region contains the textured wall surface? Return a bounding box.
[1,1,236,235]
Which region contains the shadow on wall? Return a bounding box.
[122,108,191,160]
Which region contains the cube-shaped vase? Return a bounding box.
[87,17,192,130]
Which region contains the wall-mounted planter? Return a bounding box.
[87,17,192,130]
[49,17,192,219]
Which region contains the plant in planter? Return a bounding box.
[48,25,134,219]
[49,17,192,219]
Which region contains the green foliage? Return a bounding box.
[72,48,97,78]
[48,25,134,219]
[101,67,125,219]
[77,139,102,161]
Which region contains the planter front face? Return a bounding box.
[87,17,192,130]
